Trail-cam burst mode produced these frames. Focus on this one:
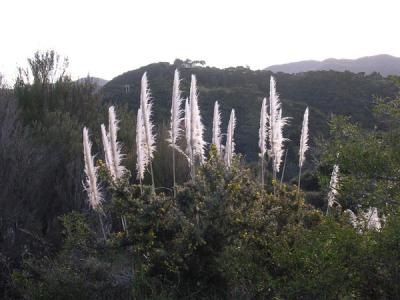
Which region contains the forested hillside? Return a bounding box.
[102,60,398,176]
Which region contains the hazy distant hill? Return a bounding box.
[266,54,400,76]
[77,76,108,87]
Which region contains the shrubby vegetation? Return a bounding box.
[1,51,400,299]
[8,150,400,299]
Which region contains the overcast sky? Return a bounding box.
[1,0,399,82]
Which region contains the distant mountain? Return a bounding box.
[77,76,108,88]
[266,54,400,76]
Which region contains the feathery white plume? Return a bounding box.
[224,109,236,167]
[140,72,156,160]
[362,207,382,231]
[184,98,191,162]
[136,108,149,181]
[299,107,309,168]
[327,164,340,208]
[167,70,184,195]
[139,72,157,191]
[167,69,184,149]
[259,97,268,158]
[268,76,289,174]
[344,209,358,228]
[108,106,126,180]
[100,124,115,179]
[345,207,384,231]
[187,75,205,163]
[83,127,103,211]
[212,101,222,156]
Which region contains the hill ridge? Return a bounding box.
[266,54,400,76]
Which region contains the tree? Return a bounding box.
[6,50,107,257]
[319,89,400,213]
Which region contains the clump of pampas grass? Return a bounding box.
[185,75,205,182]
[224,109,236,168]
[139,72,156,193]
[83,127,106,239]
[167,70,184,196]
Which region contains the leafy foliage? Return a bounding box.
[9,148,400,299]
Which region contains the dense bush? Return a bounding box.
[7,151,400,299]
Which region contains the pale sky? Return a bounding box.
[1,0,399,83]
